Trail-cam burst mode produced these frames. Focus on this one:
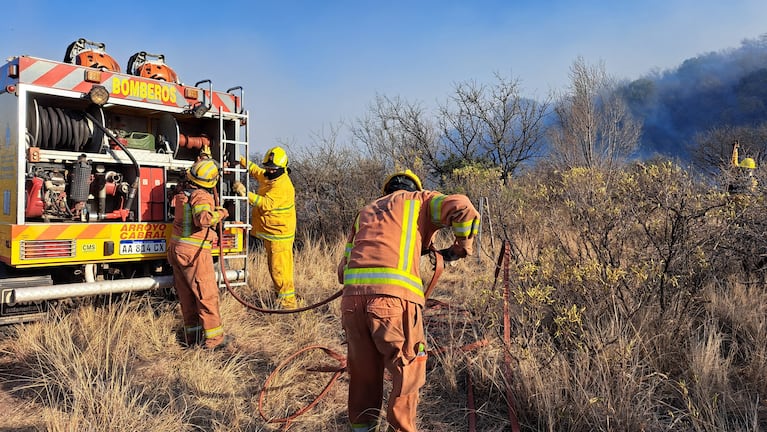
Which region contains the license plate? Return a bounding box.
[119,239,167,255]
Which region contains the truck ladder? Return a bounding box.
[216,95,250,289]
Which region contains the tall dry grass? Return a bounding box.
[2,161,767,431]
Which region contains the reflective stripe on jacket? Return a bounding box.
[170,187,221,247]
[339,190,480,306]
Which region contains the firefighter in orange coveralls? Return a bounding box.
[168,159,231,350]
[234,146,297,309]
[338,169,480,432]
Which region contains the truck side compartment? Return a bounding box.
[0,39,251,323]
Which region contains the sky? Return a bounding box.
[3,1,767,156]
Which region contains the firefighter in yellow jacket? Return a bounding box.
[235,146,297,309]
[168,159,231,350]
[338,169,480,432]
[730,140,758,194]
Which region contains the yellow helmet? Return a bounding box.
[186,159,219,188]
[383,169,423,194]
[262,146,288,168]
[740,157,756,169]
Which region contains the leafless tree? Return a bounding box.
[548,57,641,170]
[350,95,439,180]
[438,73,551,182]
[290,123,384,238]
[689,124,767,177]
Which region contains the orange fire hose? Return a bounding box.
[209,188,489,427]
[213,187,341,314]
[257,345,347,430]
[467,372,477,432]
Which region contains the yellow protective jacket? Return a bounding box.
[245,161,296,242]
[731,144,758,193]
[338,190,480,306]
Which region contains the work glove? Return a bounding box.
[215,206,229,220]
[200,145,212,159]
[438,248,459,262]
[238,155,250,169]
[439,243,466,262]
[232,181,246,197]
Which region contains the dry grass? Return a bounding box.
[0,237,496,431]
[3,163,767,431]
[2,250,765,431]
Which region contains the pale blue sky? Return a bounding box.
[4,1,767,155]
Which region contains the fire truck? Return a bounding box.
[0,38,251,324]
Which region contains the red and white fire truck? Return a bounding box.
[0,38,250,323]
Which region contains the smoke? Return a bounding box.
[623,34,767,161]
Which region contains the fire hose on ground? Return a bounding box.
[212,209,516,430]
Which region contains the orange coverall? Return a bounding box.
[244,161,297,309]
[168,185,228,349]
[338,189,480,431]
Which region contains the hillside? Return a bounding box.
[623,34,767,161]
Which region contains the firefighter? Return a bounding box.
[337,169,480,432]
[730,140,757,194]
[167,159,231,350]
[234,146,297,309]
